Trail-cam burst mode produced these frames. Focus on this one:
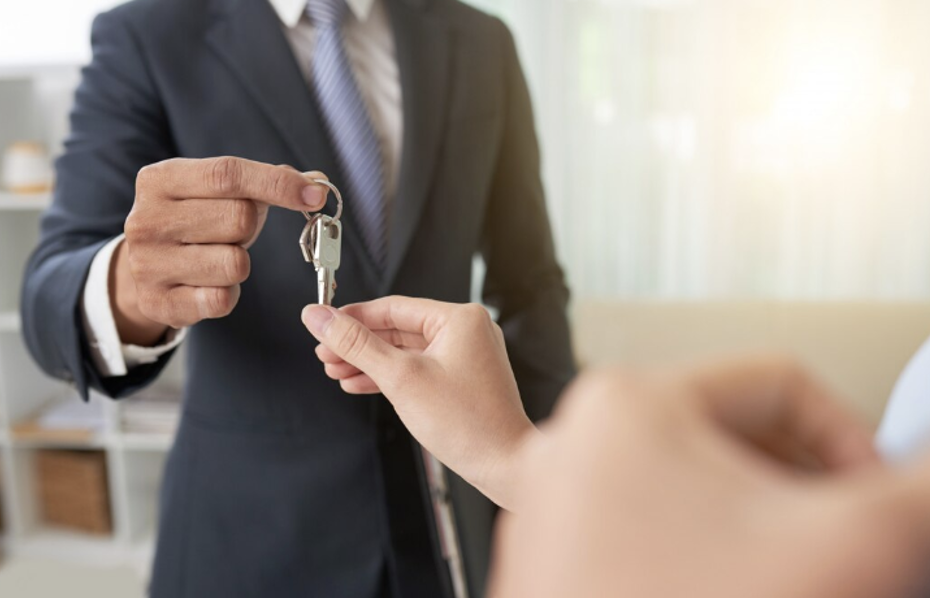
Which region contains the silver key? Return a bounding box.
[301,214,342,305]
[299,180,344,305]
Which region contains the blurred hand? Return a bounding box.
[489,358,930,598]
[302,297,537,510]
[115,157,329,345]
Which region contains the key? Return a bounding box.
[305,215,342,305]
[299,179,344,305]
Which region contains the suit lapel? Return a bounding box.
[205,0,383,290]
[382,0,453,292]
[205,0,327,173]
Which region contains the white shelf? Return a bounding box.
[0,63,79,81]
[8,434,108,451]
[11,528,123,566]
[116,433,174,452]
[3,432,173,453]
[0,192,51,211]
[0,311,19,332]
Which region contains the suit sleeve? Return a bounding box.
[20,8,177,401]
[480,20,577,422]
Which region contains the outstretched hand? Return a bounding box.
[302,297,537,510]
[489,360,930,598]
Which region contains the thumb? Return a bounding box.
[302,304,401,384]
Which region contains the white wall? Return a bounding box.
[0,1,124,69]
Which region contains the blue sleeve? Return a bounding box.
[20,7,177,400]
[480,19,577,422]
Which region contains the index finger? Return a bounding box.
[681,356,879,470]
[340,296,458,342]
[139,157,328,210]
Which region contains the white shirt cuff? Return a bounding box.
[80,234,187,378]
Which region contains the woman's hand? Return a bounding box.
[302,297,538,510]
[489,359,930,598]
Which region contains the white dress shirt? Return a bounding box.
[81,0,403,377]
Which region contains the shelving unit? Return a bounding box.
[0,65,178,582]
[0,192,51,211]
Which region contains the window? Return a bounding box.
[468,0,930,299]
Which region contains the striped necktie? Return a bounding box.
[307,0,388,268]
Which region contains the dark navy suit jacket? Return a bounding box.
[20,0,576,596]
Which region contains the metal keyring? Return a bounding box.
[302,178,343,223]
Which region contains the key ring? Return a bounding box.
[303,179,343,224]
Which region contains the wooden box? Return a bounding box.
[35,450,112,535]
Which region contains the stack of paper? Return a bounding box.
[12,394,105,444]
[36,398,104,432]
[120,388,181,436]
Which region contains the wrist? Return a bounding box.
[110,240,169,346]
[478,420,543,512]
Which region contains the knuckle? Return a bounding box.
[225,199,257,240]
[125,203,165,246]
[268,167,293,199]
[127,253,148,283]
[123,210,146,241]
[135,159,175,195]
[207,157,241,195]
[135,162,160,191]
[460,302,491,326]
[222,247,251,284]
[337,322,369,362]
[126,245,157,283]
[199,286,236,318]
[136,287,163,322]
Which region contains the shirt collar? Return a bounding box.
[269,0,376,28]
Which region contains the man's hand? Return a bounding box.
[302,297,538,511]
[488,360,930,598]
[115,157,329,345]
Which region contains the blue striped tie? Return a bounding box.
[307,0,387,268]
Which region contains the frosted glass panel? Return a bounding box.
[466,0,930,300]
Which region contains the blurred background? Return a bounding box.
[1,0,930,595]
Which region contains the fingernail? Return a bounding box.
[302,305,336,336]
[302,184,326,208]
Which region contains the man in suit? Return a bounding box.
[20,0,575,596]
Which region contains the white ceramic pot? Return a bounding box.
[2,142,53,194]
